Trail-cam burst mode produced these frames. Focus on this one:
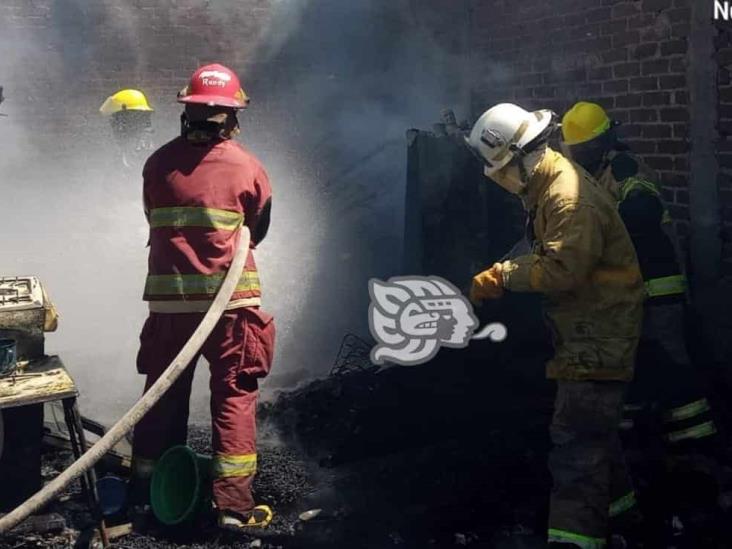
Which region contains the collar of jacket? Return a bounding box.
[523,147,562,211]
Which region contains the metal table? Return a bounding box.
[0,355,108,545]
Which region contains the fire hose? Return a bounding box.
[0,226,251,535]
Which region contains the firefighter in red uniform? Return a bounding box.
[129,64,275,531]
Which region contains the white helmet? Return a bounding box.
[465,103,556,176]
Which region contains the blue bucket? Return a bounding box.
[96,476,128,516]
[0,339,16,377]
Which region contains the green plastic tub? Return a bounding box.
[150,445,212,525]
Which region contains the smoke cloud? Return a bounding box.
[0,0,471,424]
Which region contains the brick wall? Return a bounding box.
[469,0,698,260]
[0,0,275,152]
[716,19,732,276]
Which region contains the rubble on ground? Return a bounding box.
[3,322,732,547]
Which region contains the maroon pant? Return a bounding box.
[132,307,275,514]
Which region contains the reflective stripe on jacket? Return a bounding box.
[596,150,686,299]
[142,137,271,306]
[501,148,644,381]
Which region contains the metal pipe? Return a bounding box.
[0,227,251,534]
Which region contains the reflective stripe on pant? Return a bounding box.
[548,381,631,543]
[664,397,717,444]
[628,302,718,450]
[131,307,275,515]
[548,528,606,548]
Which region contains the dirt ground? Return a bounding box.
[3,313,732,547]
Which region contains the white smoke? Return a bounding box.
[1,0,473,424]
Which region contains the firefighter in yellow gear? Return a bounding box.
[467,103,644,548]
[562,101,722,538]
[99,89,155,169]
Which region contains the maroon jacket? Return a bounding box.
[142,136,271,304]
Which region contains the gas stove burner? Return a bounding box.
[0,276,44,312]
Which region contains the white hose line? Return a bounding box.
[0,227,251,534]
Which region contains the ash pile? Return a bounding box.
[257,331,557,548]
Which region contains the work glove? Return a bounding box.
[469,263,504,305]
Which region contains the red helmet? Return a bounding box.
[177,63,249,109]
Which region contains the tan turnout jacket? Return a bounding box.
[500,148,644,381]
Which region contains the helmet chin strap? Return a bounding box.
[180,112,240,143]
[509,143,547,190]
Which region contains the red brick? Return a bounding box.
[671,22,690,38]
[717,47,732,67]
[630,76,659,91]
[643,91,671,106]
[628,13,658,29]
[664,173,688,187]
[618,123,642,137]
[630,108,659,122]
[673,123,689,139]
[601,48,629,63]
[719,153,732,169]
[632,42,659,59]
[674,157,689,171]
[604,79,630,93]
[661,188,675,202]
[643,0,671,10]
[642,124,672,138]
[532,86,557,98]
[721,189,732,206]
[667,7,691,23]
[613,109,631,123]
[675,220,689,237]
[669,57,686,72]
[719,120,732,135]
[657,139,689,154]
[588,66,613,80]
[720,69,731,86]
[717,139,732,152]
[599,96,617,109]
[673,91,688,105]
[660,107,689,122]
[614,62,641,77]
[616,93,643,107]
[547,68,588,83]
[564,12,586,27]
[625,139,657,153]
[719,173,732,188]
[521,73,544,86]
[720,104,732,119]
[659,74,686,89]
[612,3,641,18]
[642,59,670,75]
[667,204,690,220]
[601,19,629,35]
[576,82,604,96]
[721,87,732,103]
[674,189,690,204]
[646,155,675,170]
[613,30,642,47]
[660,38,687,56]
[585,7,613,23]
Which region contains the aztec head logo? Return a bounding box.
[368,276,506,367]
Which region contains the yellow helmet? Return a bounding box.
[99,89,153,116]
[561,102,612,146]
